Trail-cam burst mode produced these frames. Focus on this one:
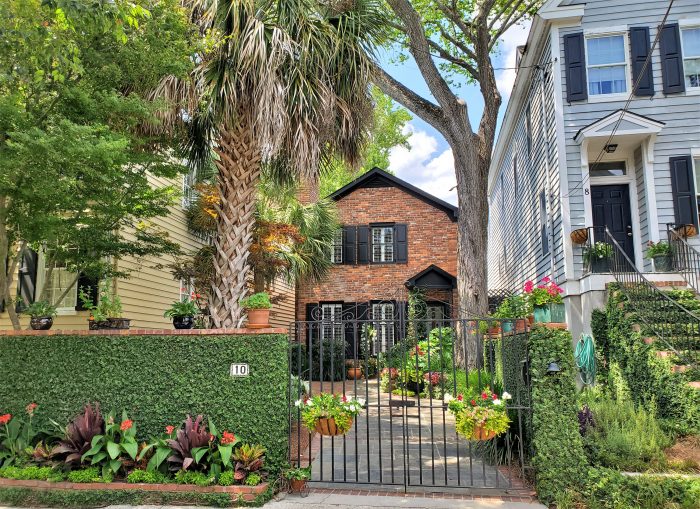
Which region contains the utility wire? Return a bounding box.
[564,0,676,199]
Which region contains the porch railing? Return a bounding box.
[667,224,700,294]
[604,227,699,366]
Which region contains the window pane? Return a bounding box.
[682,27,700,57]
[589,161,627,177]
[48,267,77,309]
[589,65,627,95]
[684,57,700,88]
[587,35,625,65]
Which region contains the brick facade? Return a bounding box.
[296,173,458,321]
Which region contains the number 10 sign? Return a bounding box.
[229,363,250,377]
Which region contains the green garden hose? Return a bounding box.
[575,334,596,386]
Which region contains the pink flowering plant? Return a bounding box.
[295,393,365,435]
[523,277,563,306]
[445,389,512,440]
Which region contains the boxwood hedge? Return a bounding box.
[0,333,289,473]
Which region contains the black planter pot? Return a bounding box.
[107,317,131,330]
[30,316,53,330]
[405,380,425,395]
[589,257,611,273]
[172,315,194,329]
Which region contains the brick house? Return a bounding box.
[296,167,458,353]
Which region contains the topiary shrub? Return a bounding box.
[528,325,589,505]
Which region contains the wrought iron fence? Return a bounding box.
[604,228,699,366]
[668,224,700,293]
[287,317,532,492]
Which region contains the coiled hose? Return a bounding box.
[575,334,596,386]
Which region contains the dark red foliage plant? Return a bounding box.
[52,403,105,466]
[166,414,210,471]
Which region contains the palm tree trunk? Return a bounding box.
[209,123,262,328]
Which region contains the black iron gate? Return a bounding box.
[288,316,532,493]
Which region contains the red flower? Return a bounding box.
[165,425,175,435]
[25,402,38,416]
[0,414,11,425]
[470,400,476,406]
[341,395,347,403]
[221,431,236,445]
[492,393,498,400]
[481,392,488,400]
[542,276,551,283]
[457,395,463,402]
[120,419,133,431]
[523,281,534,293]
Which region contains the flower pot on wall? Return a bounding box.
[107,317,131,330]
[533,303,566,324]
[30,317,53,330]
[501,321,514,333]
[653,255,673,272]
[590,257,611,273]
[88,319,110,330]
[246,308,270,329]
[172,315,194,329]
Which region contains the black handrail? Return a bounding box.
[603,227,698,366]
[667,224,700,294]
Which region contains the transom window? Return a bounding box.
[586,35,627,96]
[372,303,395,354]
[330,230,343,264]
[589,161,627,178]
[681,26,700,89]
[372,226,394,263]
[321,304,343,341]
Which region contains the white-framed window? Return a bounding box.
[681,26,700,89]
[179,279,195,302]
[182,173,195,208]
[372,226,394,263]
[330,230,343,264]
[586,34,628,96]
[321,303,343,341]
[372,303,395,354]
[35,254,78,313]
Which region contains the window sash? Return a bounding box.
[371,227,394,263]
[37,254,78,311]
[321,304,343,341]
[372,303,395,354]
[586,34,628,95]
[330,230,343,263]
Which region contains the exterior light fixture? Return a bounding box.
[604,143,618,153]
[546,361,561,374]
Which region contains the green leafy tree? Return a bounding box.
[319,88,412,197]
[372,0,541,364]
[0,0,196,328]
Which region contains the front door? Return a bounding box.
[591,184,635,261]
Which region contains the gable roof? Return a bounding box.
[405,264,457,290]
[328,167,458,221]
[573,109,665,143]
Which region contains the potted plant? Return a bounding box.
[79,280,130,330]
[493,295,531,333]
[241,292,271,328]
[583,241,613,273]
[345,360,363,380]
[445,389,512,441]
[646,241,673,272]
[164,299,199,329]
[284,466,311,494]
[296,393,364,436]
[21,301,57,330]
[523,277,565,324]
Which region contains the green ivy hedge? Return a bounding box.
[0,333,289,473]
[528,326,588,505]
[604,288,700,434]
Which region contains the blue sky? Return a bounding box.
[383,23,531,205]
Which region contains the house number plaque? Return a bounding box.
[229,363,250,377]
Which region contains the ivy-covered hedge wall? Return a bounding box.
[528,326,588,505]
[603,289,700,434]
[0,333,289,473]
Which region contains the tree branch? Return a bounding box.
[490,0,540,50]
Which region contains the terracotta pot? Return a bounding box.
[30,316,53,330]
[290,479,307,493]
[515,318,528,333]
[472,426,497,441]
[246,308,270,329]
[487,325,500,336]
[346,367,363,380]
[528,315,534,326]
[314,417,350,436]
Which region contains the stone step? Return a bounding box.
[643,336,655,345]
[688,381,700,389]
[656,350,673,359]
[671,364,692,373]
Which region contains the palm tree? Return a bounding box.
[170,0,384,327]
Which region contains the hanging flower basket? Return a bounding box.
[570,228,589,245]
[296,393,364,437]
[471,426,497,441]
[445,389,512,441]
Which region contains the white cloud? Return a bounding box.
[388,124,457,205]
[495,22,531,98]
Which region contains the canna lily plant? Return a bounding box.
[81,411,139,478]
[445,389,512,441]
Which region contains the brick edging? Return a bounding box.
[0,327,287,337]
[0,477,268,502]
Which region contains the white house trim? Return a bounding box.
[643,135,660,242]
[573,110,665,144]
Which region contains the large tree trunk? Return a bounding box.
[0,198,21,330]
[209,123,262,328]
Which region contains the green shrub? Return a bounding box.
[528,326,588,505]
[309,338,346,381]
[174,470,212,486]
[67,467,103,483]
[244,473,262,486]
[218,470,234,486]
[240,293,271,309]
[583,398,671,471]
[0,466,63,481]
[126,469,169,484]
[0,333,289,474]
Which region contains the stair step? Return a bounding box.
[631,323,642,333]
[688,381,700,389]
[643,336,656,344]
[671,365,692,373]
[656,351,672,359]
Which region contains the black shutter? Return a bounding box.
[659,23,685,94]
[355,302,370,321]
[305,303,320,346]
[394,224,408,263]
[15,249,38,312]
[564,32,587,102]
[357,226,370,264]
[0,255,6,312]
[670,156,698,229]
[342,226,356,265]
[342,303,357,359]
[75,274,99,311]
[629,27,654,96]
